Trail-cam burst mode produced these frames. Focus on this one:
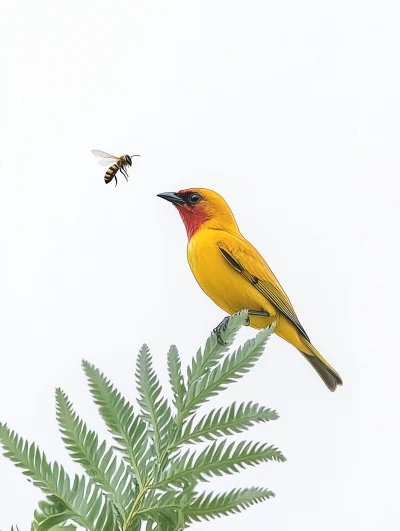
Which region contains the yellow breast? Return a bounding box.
[187,228,275,325]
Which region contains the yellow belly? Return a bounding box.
[186,228,340,388]
[187,228,276,329]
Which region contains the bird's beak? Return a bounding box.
[157,192,185,205]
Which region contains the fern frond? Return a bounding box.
[185,487,274,524]
[130,520,142,531]
[134,489,191,529]
[0,423,54,493]
[124,493,177,531]
[55,388,135,517]
[167,345,186,413]
[157,439,285,487]
[187,311,247,386]
[137,489,186,515]
[183,325,274,417]
[36,514,72,531]
[82,360,152,487]
[136,345,173,459]
[0,424,116,530]
[177,402,278,446]
[31,495,70,531]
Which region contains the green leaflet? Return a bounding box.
[157,439,286,487]
[55,388,135,518]
[187,311,247,386]
[31,496,70,531]
[183,324,275,417]
[82,360,152,488]
[136,345,173,459]
[185,487,275,523]
[176,402,279,446]
[36,513,71,531]
[0,424,115,531]
[167,345,186,413]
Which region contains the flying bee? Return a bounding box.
[91,150,140,186]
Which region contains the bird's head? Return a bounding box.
[157,188,239,240]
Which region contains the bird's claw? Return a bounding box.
[216,334,227,346]
[213,316,230,345]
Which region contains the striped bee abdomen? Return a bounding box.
[104,164,119,184]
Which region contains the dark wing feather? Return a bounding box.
[218,238,310,342]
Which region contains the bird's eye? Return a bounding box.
[189,193,201,204]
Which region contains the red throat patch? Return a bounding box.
[176,204,209,240]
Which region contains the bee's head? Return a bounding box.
[126,154,140,166]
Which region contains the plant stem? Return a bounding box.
[123,481,150,531]
[158,412,184,470]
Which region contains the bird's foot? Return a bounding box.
[246,310,270,326]
[213,316,231,345]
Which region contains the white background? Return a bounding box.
[0,0,399,529]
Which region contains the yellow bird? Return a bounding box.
[158,188,343,392]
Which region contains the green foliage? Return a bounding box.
[167,345,186,412]
[136,345,173,460]
[185,487,275,523]
[55,389,135,518]
[0,311,285,530]
[0,425,116,530]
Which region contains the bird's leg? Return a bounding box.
[213,316,231,345]
[245,310,270,326]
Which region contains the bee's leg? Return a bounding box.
[122,168,129,181]
[114,175,118,187]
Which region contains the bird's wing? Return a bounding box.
[217,234,310,341]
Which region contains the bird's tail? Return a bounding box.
[299,339,343,392]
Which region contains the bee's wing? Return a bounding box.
[91,149,119,160]
[98,159,117,167]
[91,150,120,168]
